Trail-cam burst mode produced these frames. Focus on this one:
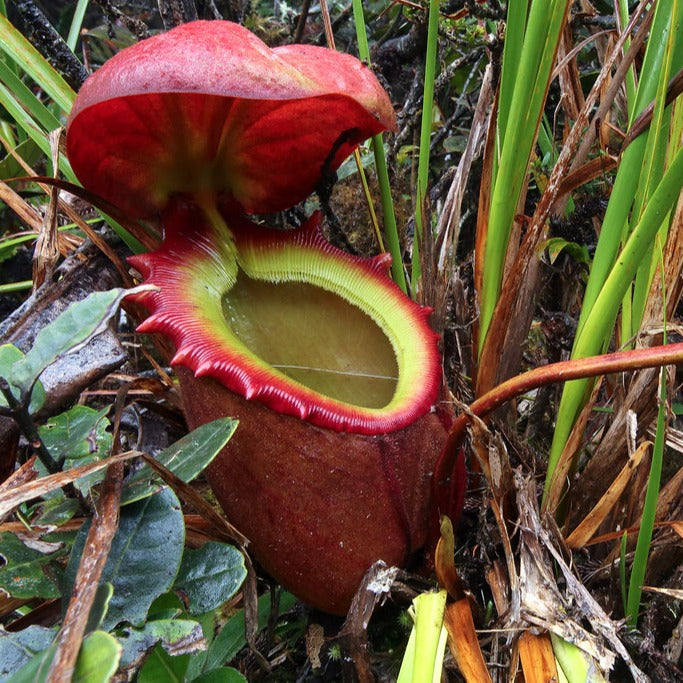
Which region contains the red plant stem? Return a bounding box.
[434,341,683,498]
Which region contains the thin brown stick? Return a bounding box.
[47,460,123,681]
[435,341,683,499]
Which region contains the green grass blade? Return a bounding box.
[575,0,677,342]
[0,14,75,114]
[617,0,637,118]
[620,531,629,616]
[495,0,529,176]
[546,0,681,499]
[67,0,91,52]
[630,6,681,335]
[544,144,683,498]
[0,81,75,179]
[351,0,406,293]
[411,0,441,292]
[0,59,62,133]
[626,367,666,625]
[478,0,569,354]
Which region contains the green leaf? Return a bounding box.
[10,630,120,683]
[544,237,590,265]
[39,405,112,463]
[72,631,121,683]
[9,643,55,682]
[118,619,205,668]
[192,669,248,683]
[121,417,238,505]
[31,497,80,527]
[85,583,114,635]
[0,626,56,682]
[10,289,130,398]
[174,542,246,616]
[66,488,185,631]
[0,344,45,413]
[138,644,189,683]
[205,591,297,670]
[146,591,186,621]
[0,532,63,599]
[38,406,112,494]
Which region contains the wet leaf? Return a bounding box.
[193,669,247,683]
[10,288,135,396]
[118,619,205,668]
[0,531,63,599]
[38,405,112,494]
[0,344,45,413]
[0,625,56,682]
[121,417,237,505]
[174,542,246,615]
[66,488,184,631]
[39,405,112,463]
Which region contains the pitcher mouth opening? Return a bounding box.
[222,272,399,409]
[130,202,441,435]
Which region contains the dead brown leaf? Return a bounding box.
[444,598,492,683]
[518,631,558,683]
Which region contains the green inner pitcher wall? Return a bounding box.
[222,272,398,408]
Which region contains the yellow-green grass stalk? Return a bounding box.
[397,590,448,683]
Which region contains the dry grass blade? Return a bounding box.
[515,474,618,675]
[565,440,650,548]
[583,519,683,547]
[0,179,42,232]
[436,64,493,271]
[569,0,654,174]
[0,451,140,519]
[0,455,37,497]
[470,415,645,679]
[32,129,62,289]
[435,516,465,601]
[544,380,601,516]
[517,631,558,683]
[47,460,123,682]
[516,472,648,682]
[2,135,134,285]
[641,585,683,600]
[443,599,492,683]
[555,154,618,205]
